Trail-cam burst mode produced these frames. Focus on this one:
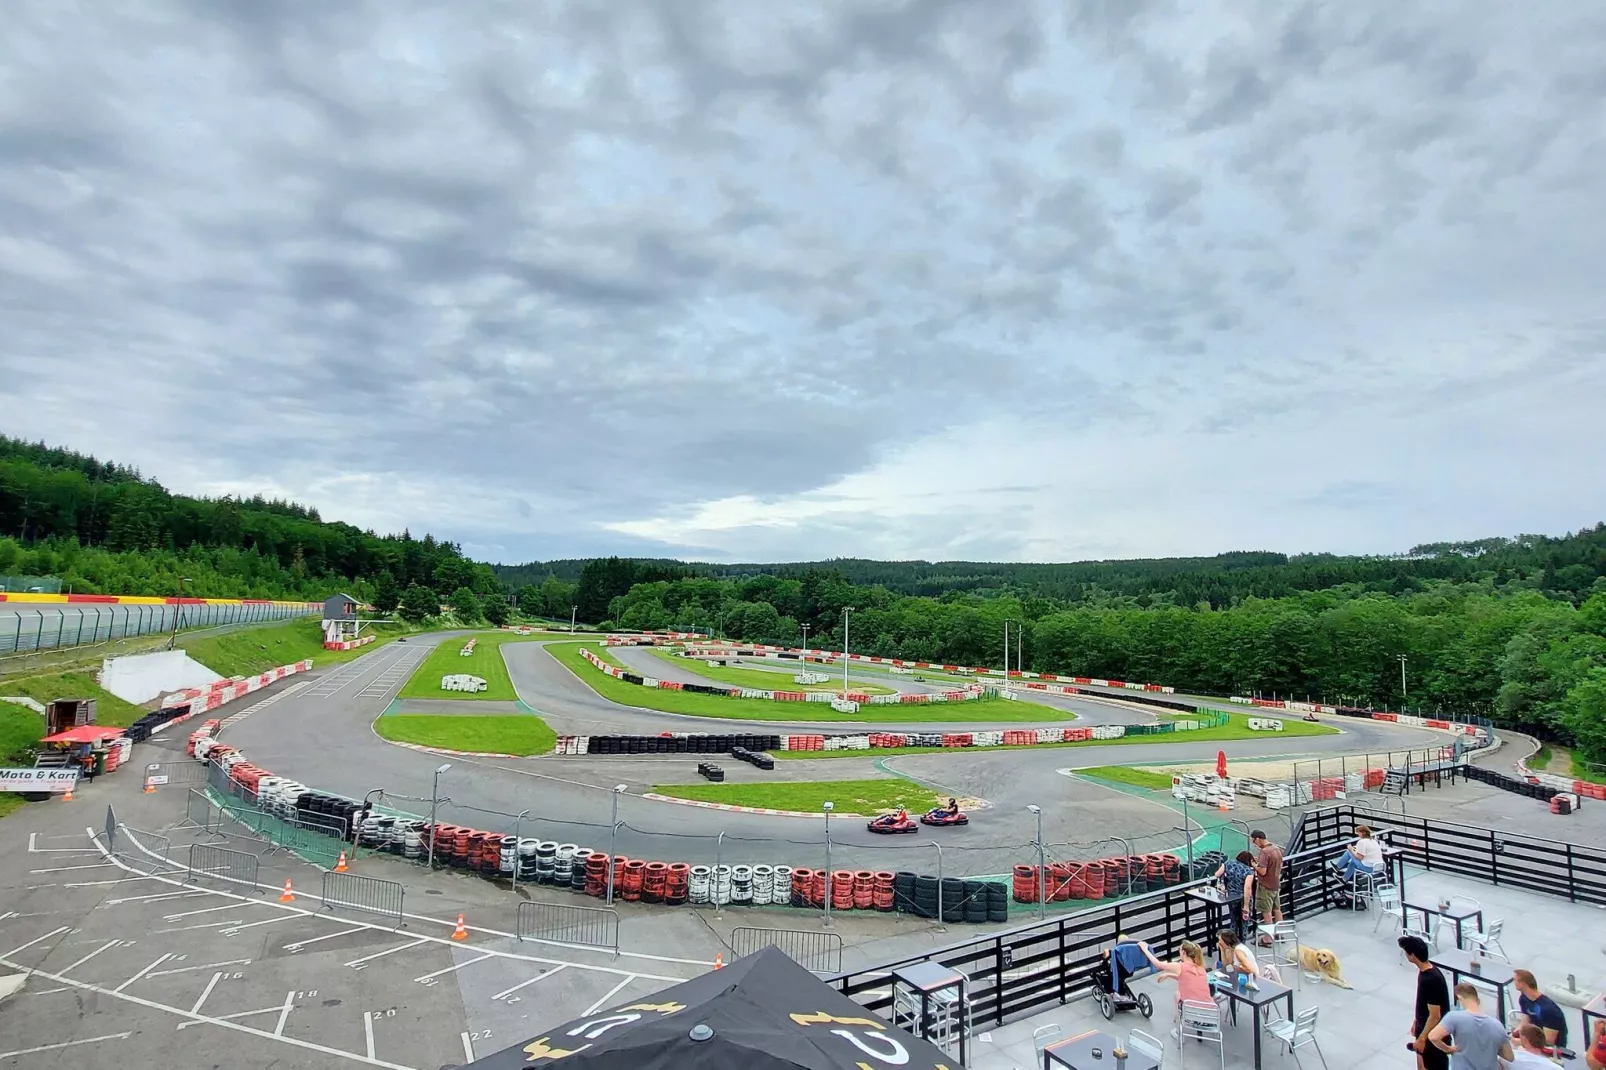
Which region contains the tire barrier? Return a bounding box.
[730,747,775,771]
[1012,852,1191,904]
[1462,762,1561,801]
[697,762,725,782]
[571,732,783,755]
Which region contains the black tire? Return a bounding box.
[1137,993,1154,1018]
[987,908,1009,923]
[1097,994,1114,1020]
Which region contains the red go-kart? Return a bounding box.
[920,807,969,827]
[867,812,919,835]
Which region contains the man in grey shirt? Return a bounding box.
[1429,983,1513,1069]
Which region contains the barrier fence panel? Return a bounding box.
[730,926,843,974]
[116,825,174,871]
[103,805,117,853]
[152,761,211,785]
[182,788,223,834]
[516,901,619,954]
[322,871,405,925]
[187,843,260,889]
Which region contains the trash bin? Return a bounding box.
[93,751,107,776]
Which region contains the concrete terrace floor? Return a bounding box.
[966,868,1606,1070]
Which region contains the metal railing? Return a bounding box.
[516,901,619,953]
[322,871,405,925]
[180,788,224,834]
[730,926,843,974]
[187,843,260,889]
[0,600,316,657]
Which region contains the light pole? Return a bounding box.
[800,623,809,657]
[607,784,626,904]
[822,801,834,925]
[427,763,451,870]
[511,808,530,891]
[1397,654,1408,702]
[931,840,946,930]
[1027,804,1046,919]
[1003,619,1010,689]
[1017,623,1024,678]
[570,605,577,633]
[841,608,854,695]
[167,577,192,649]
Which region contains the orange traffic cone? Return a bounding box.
[62,786,74,802]
[451,913,468,941]
[144,780,156,794]
[334,850,349,873]
[713,954,724,970]
[279,878,295,903]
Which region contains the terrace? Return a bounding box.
[832,803,1606,1070]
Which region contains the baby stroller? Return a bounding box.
[1092,939,1156,1021]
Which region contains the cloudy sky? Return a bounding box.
[3,1,1603,566]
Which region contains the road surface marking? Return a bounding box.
[219,915,301,934]
[346,938,428,968]
[106,889,206,906]
[190,972,222,1014]
[60,939,121,975]
[150,958,251,978]
[284,926,365,952]
[273,990,295,1036]
[29,862,114,874]
[1,926,69,958]
[492,965,566,1001]
[460,1033,474,1063]
[414,952,492,982]
[113,952,172,992]
[27,833,99,853]
[157,920,245,933]
[583,975,636,1016]
[0,1033,134,1059]
[364,1012,376,1060]
[163,903,249,921]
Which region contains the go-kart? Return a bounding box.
[867,812,919,835]
[920,807,969,827]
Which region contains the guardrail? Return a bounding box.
[0,599,316,657]
[515,901,618,953]
[322,871,405,925]
[730,926,843,974]
[187,843,259,890]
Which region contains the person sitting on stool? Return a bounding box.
[1331,824,1385,883]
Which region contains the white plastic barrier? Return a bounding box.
[1247,718,1285,732]
[830,698,860,714]
[441,674,488,692]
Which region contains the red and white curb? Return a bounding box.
[641,793,865,819]
[383,740,523,760]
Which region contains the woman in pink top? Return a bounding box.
[1139,939,1213,1005]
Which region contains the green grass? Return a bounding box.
[547,642,1070,722]
[374,714,556,756]
[1,701,42,762]
[180,617,410,678]
[650,778,942,814]
[1528,742,1606,785]
[777,712,1335,758]
[395,630,576,701]
[644,648,896,695]
[0,793,27,819]
[1529,744,1554,771]
[0,671,145,727]
[1075,765,1176,790]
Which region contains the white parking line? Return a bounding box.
[492,964,566,1001]
[218,915,301,935]
[582,975,636,1016]
[273,990,295,1036]
[113,952,172,992]
[106,889,207,906]
[157,919,247,933]
[2,926,69,958]
[0,1033,134,1059]
[29,862,114,874]
[460,1032,475,1063]
[190,972,222,1014]
[284,926,365,952]
[150,958,252,978]
[346,938,428,969]
[163,903,249,921]
[364,1011,376,1060]
[414,952,493,982]
[175,1001,291,1031]
[60,939,121,975]
[27,833,101,854]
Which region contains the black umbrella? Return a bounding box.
[466,946,959,1070]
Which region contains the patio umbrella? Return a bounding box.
[1216,749,1228,779]
[465,946,957,1070]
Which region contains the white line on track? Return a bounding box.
[1,955,415,1069]
[113,952,172,992]
[190,971,222,1014]
[60,939,121,975]
[0,1033,134,1060]
[284,926,365,951]
[491,965,566,1001]
[414,952,493,982]
[582,975,637,1016]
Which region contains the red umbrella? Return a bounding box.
[1215,750,1228,779]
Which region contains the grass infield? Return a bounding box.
[650,778,942,814]
[375,713,556,756]
[643,648,896,695]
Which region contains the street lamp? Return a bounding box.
[607,784,626,904]
[1027,804,1046,918]
[841,609,854,695]
[800,623,809,657]
[167,577,192,649]
[1004,618,1016,691]
[427,763,451,869]
[822,801,834,925]
[1397,654,1408,703]
[570,605,577,633]
[511,808,531,891]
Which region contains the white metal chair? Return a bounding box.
[1445,894,1482,949]
[1128,1027,1165,1067]
[1264,1005,1330,1069]
[1465,917,1507,960]
[1032,1024,1062,1056]
[1177,999,1225,1069]
[1259,963,1286,1022]
[1259,920,1301,985]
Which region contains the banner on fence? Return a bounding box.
[0,767,79,792]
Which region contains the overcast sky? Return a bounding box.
[3,1,1603,566]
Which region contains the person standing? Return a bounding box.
[1214,850,1256,939]
[1250,829,1284,940]
[1511,969,1569,1049]
[1401,935,1450,1070]
[1429,982,1513,1069]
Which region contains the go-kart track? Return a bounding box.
[222,634,1451,875]
[0,632,1479,1070]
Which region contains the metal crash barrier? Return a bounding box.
[730,926,844,974]
[187,843,260,890]
[322,871,405,926]
[516,901,619,954]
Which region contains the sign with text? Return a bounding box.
[0,767,80,792]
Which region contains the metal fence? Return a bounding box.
[730,926,843,973]
[516,901,619,953]
[151,761,212,786]
[322,871,405,925]
[180,788,224,833]
[187,842,260,889]
[204,772,350,869]
[0,600,317,657]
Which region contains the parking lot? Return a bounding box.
[0,826,696,1069]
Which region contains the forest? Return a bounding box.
[0,435,498,602]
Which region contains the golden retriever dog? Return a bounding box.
[1298,946,1352,988]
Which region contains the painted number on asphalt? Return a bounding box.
[471,1031,493,1042]
[370,1008,397,1018]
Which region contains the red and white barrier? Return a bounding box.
[161,659,313,716]
[324,635,377,651]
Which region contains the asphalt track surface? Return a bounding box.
[219,633,1451,878]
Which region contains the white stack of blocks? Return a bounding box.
[441,674,488,692]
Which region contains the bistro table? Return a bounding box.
[1185,885,1244,935]
[1042,1029,1161,1070]
[1211,972,1295,1070]
[1405,897,1483,950]
[1429,948,1517,1022]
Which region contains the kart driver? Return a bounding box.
[945,797,960,816]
